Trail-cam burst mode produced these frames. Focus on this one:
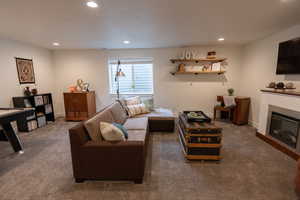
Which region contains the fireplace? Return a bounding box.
[267,105,300,153]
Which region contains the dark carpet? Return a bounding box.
[0,119,297,200]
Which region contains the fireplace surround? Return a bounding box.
[257,89,300,160]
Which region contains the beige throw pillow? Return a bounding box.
[100,122,125,142]
[125,96,141,106]
[127,103,150,117]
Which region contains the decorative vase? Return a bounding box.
[228,88,234,96]
[207,51,216,59]
[286,82,294,89]
[24,87,31,96]
[31,88,38,95]
[276,82,285,89]
[268,82,276,88]
[178,64,185,72]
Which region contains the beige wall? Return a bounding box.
[0,38,54,107]
[53,46,243,116]
[3,24,300,126]
[239,24,300,127]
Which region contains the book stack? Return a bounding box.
[27,120,38,131]
[37,113,47,127]
[34,96,44,106]
[45,104,53,114]
[43,95,50,105]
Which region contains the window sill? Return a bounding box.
[110,93,153,96]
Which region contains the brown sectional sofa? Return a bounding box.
[69,102,175,184]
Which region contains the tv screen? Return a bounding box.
[276,37,300,74]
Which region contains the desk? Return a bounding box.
[0,108,34,153]
[216,96,250,125]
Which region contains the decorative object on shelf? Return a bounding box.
[16,58,35,84]
[202,65,209,72]
[76,79,84,91]
[185,51,192,60]
[266,82,295,89]
[227,88,234,96]
[24,86,31,96]
[72,79,91,92]
[115,60,126,100]
[178,63,185,72]
[207,51,216,59]
[31,87,38,95]
[268,82,276,88]
[68,86,78,93]
[286,82,295,89]
[179,51,185,59]
[276,82,285,89]
[212,62,221,71]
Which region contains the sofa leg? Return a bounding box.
[134,179,143,184]
[75,178,85,183]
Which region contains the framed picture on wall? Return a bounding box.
[15,58,35,84]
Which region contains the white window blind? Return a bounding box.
[109,58,154,95]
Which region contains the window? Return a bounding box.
[109,58,154,95]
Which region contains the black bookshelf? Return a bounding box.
[12,93,55,132]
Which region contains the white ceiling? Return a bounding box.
[0,0,300,49]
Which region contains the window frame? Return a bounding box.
[108,58,154,95]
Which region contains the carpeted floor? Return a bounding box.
[0,119,297,200]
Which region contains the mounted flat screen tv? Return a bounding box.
[276,37,300,74]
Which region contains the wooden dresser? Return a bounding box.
[217,96,250,125]
[64,91,96,121]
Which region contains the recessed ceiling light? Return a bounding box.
[218,38,225,41]
[86,1,98,8]
[52,42,60,46]
[123,40,130,44]
[280,0,295,3]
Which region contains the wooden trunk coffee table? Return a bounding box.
[177,113,223,161]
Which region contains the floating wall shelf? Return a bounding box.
[170,58,227,64]
[170,71,226,75]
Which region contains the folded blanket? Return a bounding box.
[223,96,236,107]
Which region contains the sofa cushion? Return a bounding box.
[133,108,175,120]
[123,117,148,130]
[127,130,147,142]
[109,102,128,124]
[100,122,126,142]
[84,109,114,141]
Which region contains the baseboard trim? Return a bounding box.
[256,132,300,161]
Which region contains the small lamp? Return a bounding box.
[115,60,125,100]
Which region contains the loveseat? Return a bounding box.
[69,101,175,184]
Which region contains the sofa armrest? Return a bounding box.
[74,141,146,180]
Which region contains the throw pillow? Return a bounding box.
[113,122,128,139]
[142,97,154,111]
[100,122,125,142]
[127,103,150,117]
[124,96,141,106]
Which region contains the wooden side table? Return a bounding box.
[213,105,234,121]
[215,96,250,125]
